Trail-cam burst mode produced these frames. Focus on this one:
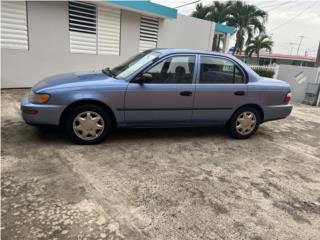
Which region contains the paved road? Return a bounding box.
[2,89,320,240]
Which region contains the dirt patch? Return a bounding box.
[2,89,320,240]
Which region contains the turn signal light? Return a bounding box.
[284,92,291,103]
[38,94,50,104]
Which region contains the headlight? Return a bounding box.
[29,92,50,104]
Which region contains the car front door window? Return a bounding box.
[145,56,195,84]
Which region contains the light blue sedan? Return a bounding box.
[21,49,292,144]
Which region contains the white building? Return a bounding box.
[1,1,233,88]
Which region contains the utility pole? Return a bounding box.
[288,42,298,55]
[316,41,320,67]
[296,35,305,55]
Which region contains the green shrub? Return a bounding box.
[252,68,275,78]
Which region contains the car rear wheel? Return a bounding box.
[65,104,112,144]
[227,107,260,139]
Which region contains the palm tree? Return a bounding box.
[192,1,231,51]
[192,1,233,23]
[206,1,232,23]
[191,3,211,19]
[226,1,267,54]
[245,34,273,62]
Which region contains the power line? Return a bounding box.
[264,1,297,12]
[175,0,201,9]
[250,1,279,8]
[268,1,315,32]
[261,1,293,11]
[178,4,201,14]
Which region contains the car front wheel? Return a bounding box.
[227,107,260,139]
[65,104,112,144]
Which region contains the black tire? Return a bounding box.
[64,104,112,144]
[227,106,260,139]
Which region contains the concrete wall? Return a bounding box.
[238,56,315,67]
[1,2,214,88]
[277,65,320,102]
[1,1,141,88]
[158,14,214,51]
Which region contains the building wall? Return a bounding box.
[1,1,139,88]
[158,14,214,51]
[1,2,214,88]
[277,65,320,102]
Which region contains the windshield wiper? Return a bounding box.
[102,67,116,77]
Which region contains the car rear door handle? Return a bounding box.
[234,91,245,96]
[180,91,192,96]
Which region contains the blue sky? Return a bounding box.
[153,0,320,57]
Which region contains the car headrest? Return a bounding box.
[175,66,186,76]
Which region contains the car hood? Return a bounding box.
[32,70,113,92]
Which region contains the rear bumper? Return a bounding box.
[20,93,65,126]
[262,104,293,122]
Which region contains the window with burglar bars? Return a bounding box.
[139,16,159,52]
[0,1,29,50]
[68,1,120,55]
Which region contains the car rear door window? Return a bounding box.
[146,55,195,84]
[200,56,244,84]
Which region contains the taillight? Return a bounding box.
[284,92,291,103]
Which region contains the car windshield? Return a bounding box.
[106,51,161,79]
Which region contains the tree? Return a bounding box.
[192,1,232,23]
[206,1,232,23]
[191,1,267,54]
[191,3,211,19]
[226,1,267,54]
[192,2,231,51]
[245,34,273,62]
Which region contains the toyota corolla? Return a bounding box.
[21,49,292,144]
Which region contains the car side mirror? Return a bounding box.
[133,73,152,84]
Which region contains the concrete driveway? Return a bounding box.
[1,89,320,240]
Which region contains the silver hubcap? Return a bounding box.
[73,111,105,140]
[236,111,257,135]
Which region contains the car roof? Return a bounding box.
[151,48,229,57]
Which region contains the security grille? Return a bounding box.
[69,1,121,55]
[97,6,120,55]
[69,1,97,54]
[139,16,159,52]
[0,1,28,50]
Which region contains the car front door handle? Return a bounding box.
[180,91,193,96]
[234,91,245,96]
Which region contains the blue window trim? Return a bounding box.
[215,23,235,35]
[105,1,177,19]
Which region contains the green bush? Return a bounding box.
[252,68,275,78]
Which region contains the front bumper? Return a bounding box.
[20,93,65,126]
[262,104,293,122]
